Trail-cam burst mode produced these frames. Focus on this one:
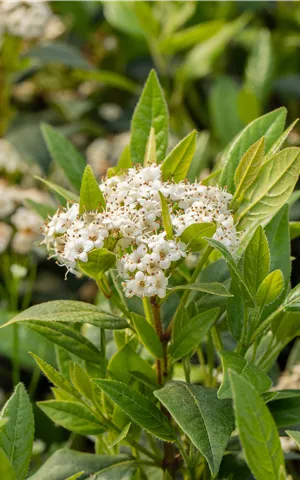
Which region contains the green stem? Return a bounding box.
[211,326,223,352]
[166,246,213,336]
[143,297,153,325]
[250,307,283,344]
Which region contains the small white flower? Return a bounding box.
[10,264,27,279]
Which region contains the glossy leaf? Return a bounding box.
[256,270,284,308]
[180,222,216,252]
[41,124,86,191]
[218,351,272,399]
[170,308,219,362]
[154,381,234,476]
[283,284,300,312]
[233,137,265,201]
[237,148,300,231]
[131,313,163,358]
[130,70,168,164]
[79,165,105,214]
[161,130,196,182]
[243,226,270,294]
[0,384,34,480]
[0,300,128,329]
[220,107,286,193]
[38,400,105,435]
[229,370,284,480]
[94,379,174,441]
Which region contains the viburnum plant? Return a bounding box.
[2,70,300,480]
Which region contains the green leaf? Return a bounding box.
[169,308,219,362]
[243,226,270,294]
[24,199,56,220]
[154,382,234,477]
[70,362,94,400]
[268,390,300,428]
[78,249,116,283]
[229,370,284,480]
[256,270,284,308]
[26,42,93,69]
[0,300,128,329]
[103,2,143,37]
[74,70,139,94]
[116,145,132,170]
[158,192,173,240]
[283,284,300,312]
[218,351,272,399]
[169,282,232,297]
[159,19,224,54]
[290,221,300,240]
[108,343,156,385]
[0,449,16,480]
[64,472,84,480]
[94,379,174,441]
[41,124,86,191]
[206,238,254,305]
[180,222,216,252]
[26,322,100,364]
[265,119,298,161]
[130,70,168,164]
[286,430,300,448]
[237,148,300,231]
[245,29,273,102]
[227,274,245,341]
[220,107,287,193]
[36,176,79,203]
[37,400,105,435]
[79,165,105,214]
[131,313,163,358]
[161,130,196,182]
[209,76,243,146]
[181,15,249,81]
[108,423,131,449]
[30,353,80,399]
[27,449,131,480]
[265,205,291,287]
[233,137,265,202]
[92,460,137,479]
[143,127,156,166]
[0,383,34,480]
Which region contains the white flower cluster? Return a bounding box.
[43,164,239,298]
[0,1,52,40]
[0,179,49,255]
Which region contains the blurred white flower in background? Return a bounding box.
[10,263,27,279]
[0,1,53,40]
[0,222,13,253]
[86,132,131,178]
[0,139,23,174]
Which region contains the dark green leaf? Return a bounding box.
[130,70,168,164]
[0,384,34,480]
[243,226,270,294]
[283,284,300,312]
[131,313,163,358]
[154,382,234,476]
[170,308,219,362]
[94,379,174,441]
[0,300,128,329]
[26,42,93,69]
[41,124,86,191]
[37,400,105,435]
[229,370,284,480]
[218,351,272,399]
[268,391,300,428]
[27,449,131,480]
